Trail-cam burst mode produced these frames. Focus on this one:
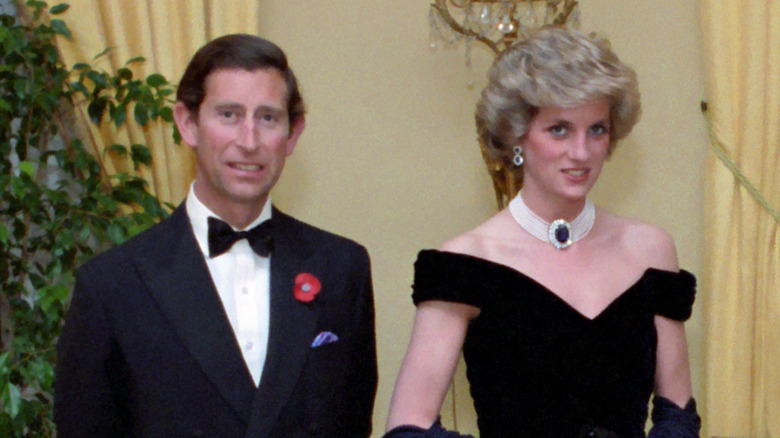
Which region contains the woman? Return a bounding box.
[385,26,700,437]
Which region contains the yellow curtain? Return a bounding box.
[53,0,260,205]
[700,1,780,437]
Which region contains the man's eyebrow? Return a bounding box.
[254,105,285,113]
[213,102,244,110]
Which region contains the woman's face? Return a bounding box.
[520,99,611,205]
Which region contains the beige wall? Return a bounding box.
[258,1,707,435]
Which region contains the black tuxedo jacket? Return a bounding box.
[54,205,377,437]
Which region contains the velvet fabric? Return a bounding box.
[407,250,697,437]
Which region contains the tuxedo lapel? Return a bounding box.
[133,206,256,422]
[247,208,322,437]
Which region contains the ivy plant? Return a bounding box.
[0,1,175,435]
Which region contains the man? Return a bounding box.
[55,34,377,437]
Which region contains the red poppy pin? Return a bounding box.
[294,273,321,303]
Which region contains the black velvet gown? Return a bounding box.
[411,250,697,438]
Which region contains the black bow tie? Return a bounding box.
[207,217,274,258]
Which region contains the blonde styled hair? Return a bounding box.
[475,26,641,169]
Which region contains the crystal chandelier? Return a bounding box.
[429,0,580,55]
[429,0,582,209]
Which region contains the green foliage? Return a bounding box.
[0,1,176,435]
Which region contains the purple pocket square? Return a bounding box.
[311,331,339,347]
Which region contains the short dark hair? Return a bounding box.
[176,34,305,125]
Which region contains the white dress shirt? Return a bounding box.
[186,184,270,386]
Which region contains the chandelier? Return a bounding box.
[429,0,581,209]
[429,0,580,55]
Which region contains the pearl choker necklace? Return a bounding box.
[508,192,595,249]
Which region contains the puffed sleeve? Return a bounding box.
[411,250,496,308]
[647,269,697,321]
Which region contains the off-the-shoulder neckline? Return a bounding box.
[418,249,691,321]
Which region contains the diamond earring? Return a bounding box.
[512,146,524,166]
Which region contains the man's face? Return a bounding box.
[175,68,304,222]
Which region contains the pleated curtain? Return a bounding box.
[700,1,780,436]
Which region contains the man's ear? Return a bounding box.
[173,102,198,148]
[284,116,306,157]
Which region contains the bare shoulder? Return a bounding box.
[599,209,679,271]
[439,210,513,257]
[439,231,480,255]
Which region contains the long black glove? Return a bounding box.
[648,396,701,438]
[383,419,475,438]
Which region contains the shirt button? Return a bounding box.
[242,287,249,295]
[245,342,253,350]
